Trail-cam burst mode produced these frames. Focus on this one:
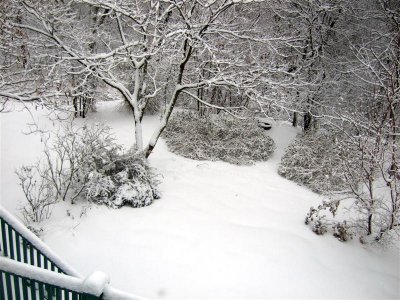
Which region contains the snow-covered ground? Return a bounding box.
[1,102,399,299]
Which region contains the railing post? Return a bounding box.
[8,224,14,259]
[0,270,6,299]
[82,271,110,299]
[83,294,101,300]
[1,219,8,256]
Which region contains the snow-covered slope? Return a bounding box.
[1,102,399,299]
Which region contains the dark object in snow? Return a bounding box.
[257,118,272,130]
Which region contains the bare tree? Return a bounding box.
[305,0,400,243]
[4,0,283,157]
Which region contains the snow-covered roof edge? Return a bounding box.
[0,205,81,277]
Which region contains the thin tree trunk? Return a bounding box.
[292,112,298,127]
[303,111,312,131]
[144,39,193,158]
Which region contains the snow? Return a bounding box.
[102,286,144,300]
[1,101,399,299]
[82,271,110,296]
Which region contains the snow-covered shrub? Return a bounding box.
[278,131,358,194]
[18,123,160,225]
[301,131,399,244]
[16,165,57,224]
[40,123,122,204]
[305,200,352,242]
[163,112,275,165]
[85,152,160,208]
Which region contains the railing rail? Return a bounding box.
[0,257,101,300]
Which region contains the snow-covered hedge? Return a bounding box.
[278,131,358,194]
[163,112,275,165]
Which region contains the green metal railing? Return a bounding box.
[0,218,65,274]
[0,207,139,300]
[0,208,100,300]
[0,270,99,300]
[0,257,101,300]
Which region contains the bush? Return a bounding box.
[163,112,275,165]
[305,200,353,242]
[16,165,57,224]
[18,123,160,225]
[278,131,358,194]
[286,131,399,244]
[85,152,160,208]
[303,132,400,244]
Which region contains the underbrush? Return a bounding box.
[163,112,275,165]
[281,131,399,244]
[17,123,160,227]
[278,131,357,194]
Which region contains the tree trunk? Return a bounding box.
[292,112,298,127]
[303,112,312,131]
[144,38,193,158]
